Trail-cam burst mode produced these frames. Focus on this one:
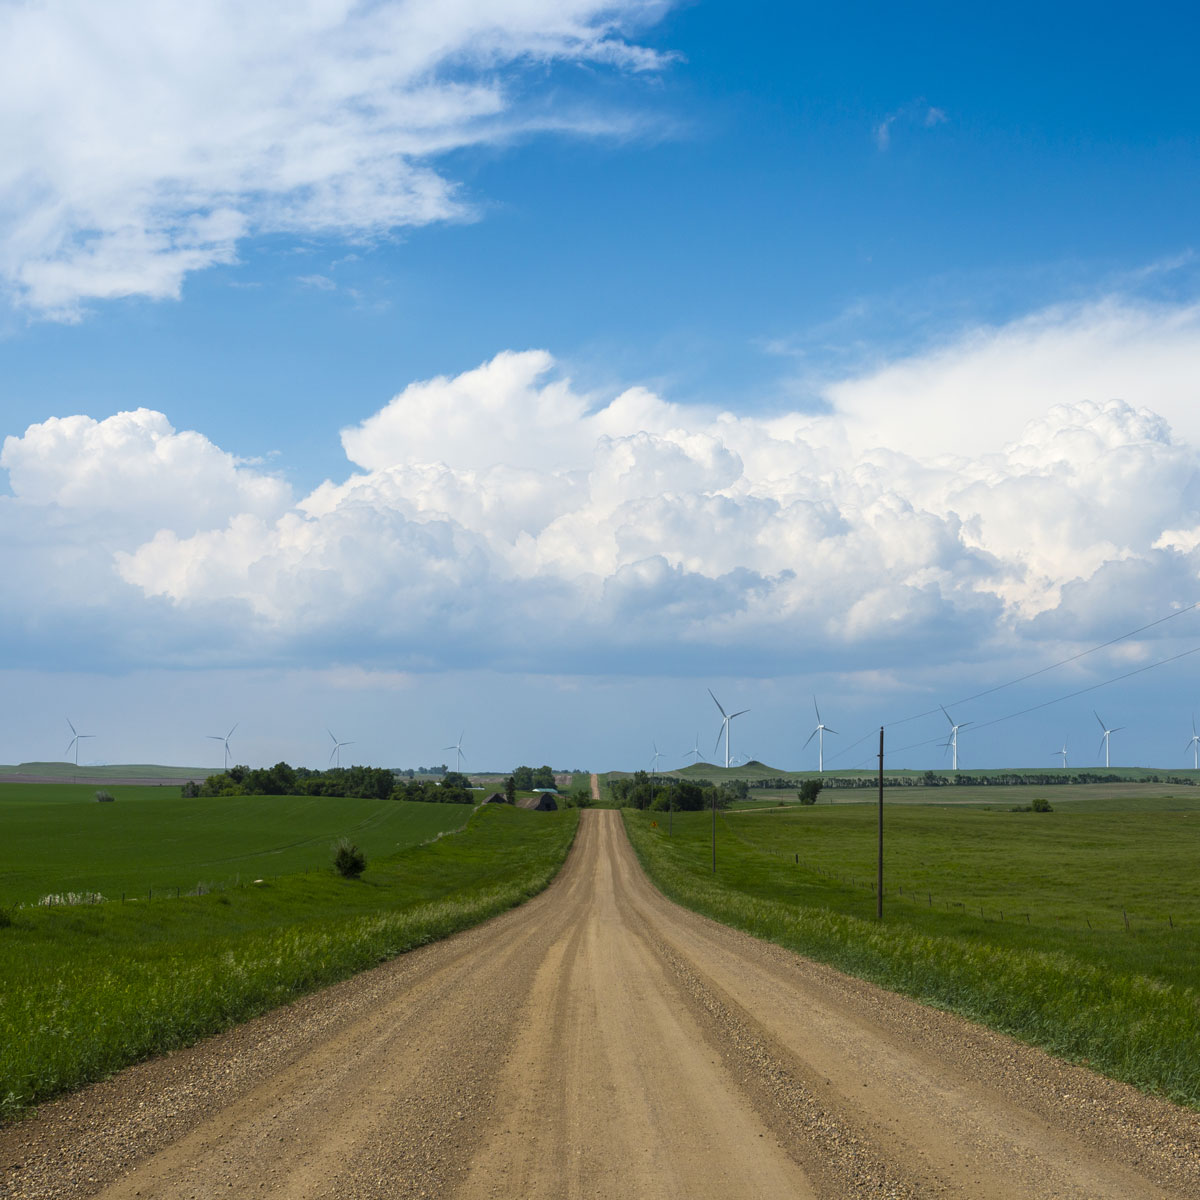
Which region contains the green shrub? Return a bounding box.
[332,838,366,879]
[1032,796,1053,812]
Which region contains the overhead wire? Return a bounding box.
[824,599,1200,767]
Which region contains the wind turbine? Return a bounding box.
[802,697,838,773]
[328,729,354,769]
[683,734,704,765]
[64,718,95,766]
[1186,716,1200,770]
[1054,737,1068,769]
[709,689,749,770]
[442,731,466,774]
[1094,711,1123,768]
[649,742,664,775]
[206,722,238,770]
[941,705,971,772]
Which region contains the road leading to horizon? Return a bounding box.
[4,810,1198,1199]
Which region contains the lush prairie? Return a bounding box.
[624,792,1200,1107]
[0,784,468,904]
[0,802,578,1119]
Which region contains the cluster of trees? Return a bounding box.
[609,771,747,812]
[392,771,474,804]
[510,764,558,790]
[187,763,395,800]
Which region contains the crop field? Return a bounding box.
[0,798,579,1118]
[624,791,1200,1107]
[0,784,469,905]
[739,780,1200,807]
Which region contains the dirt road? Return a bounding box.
[4,810,1198,1199]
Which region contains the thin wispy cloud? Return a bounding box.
[0,0,674,319]
[875,100,948,150]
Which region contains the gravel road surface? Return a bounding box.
[3,809,1197,1199]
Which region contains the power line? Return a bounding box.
[885,642,1200,760]
[825,599,1200,766]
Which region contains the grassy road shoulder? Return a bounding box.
[1,804,578,1121]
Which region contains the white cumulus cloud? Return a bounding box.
[0,0,672,317]
[6,296,1200,676]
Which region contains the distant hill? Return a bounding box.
[0,763,213,785]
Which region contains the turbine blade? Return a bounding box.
[813,696,821,723]
[825,726,839,736]
[1094,710,1106,731]
[940,704,954,727]
[730,708,750,719]
[67,717,77,735]
[227,722,239,739]
[328,729,337,744]
[708,688,727,718]
[802,729,818,749]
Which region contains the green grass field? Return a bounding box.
[0,784,471,904]
[624,792,1200,1107]
[0,796,578,1119]
[0,762,212,781]
[739,780,1200,808]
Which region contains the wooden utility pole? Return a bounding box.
[877,726,884,920]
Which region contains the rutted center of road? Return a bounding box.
[3,810,1197,1200]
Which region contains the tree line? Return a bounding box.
[609,771,750,812]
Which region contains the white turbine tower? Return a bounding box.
[709,689,749,770]
[328,729,354,769]
[941,705,971,772]
[1186,716,1200,769]
[802,697,838,773]
[442,731,466,774]
[64,718,95,766]
[1054,738,1068,769]
[1094,711,1123,768]
[206,722,238,770]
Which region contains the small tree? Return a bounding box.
[181,780,200,798]
[504,775,516,804]
[332,838,366,879]
[1031,796,1053,812]
[797,780,823,806]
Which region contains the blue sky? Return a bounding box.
[4,1,1200,772]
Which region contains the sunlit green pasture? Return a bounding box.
[0,784,468,904]
[625,793,1200,1106]
[0,803,578,1119]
